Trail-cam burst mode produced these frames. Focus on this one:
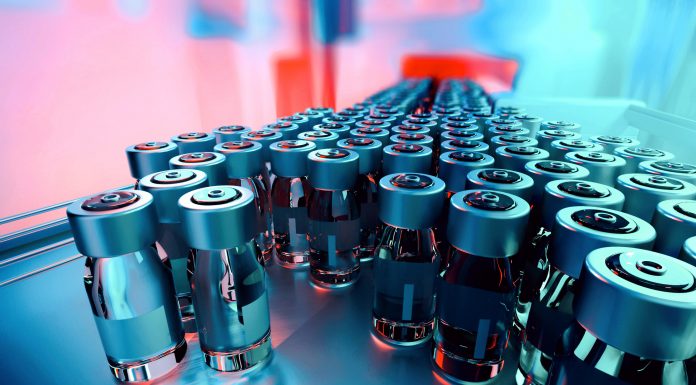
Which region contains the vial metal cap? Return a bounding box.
[487,125,530,138]
[639,160,696,183]
[439,151,495,192]
[297,130,340,150]
[382,144,433,175]
[378,173,445,230]
[67,190,158,257]
[652,200,696,257]
[440,130,484,143]
[138,169,209,224]
[314,122,351,139]
[490,135,538,149]
[214,141,264,179]
[541,180,625,230]
[323,115,356,127]
[337,138,383,174]
[447,190,530,257]
[440,139,489,154]
[495,146,550,172]
[169,152,227,186]
[389,133,434,147]
[356,119,390,131]
[391,124,431,136]
[564,151,627,186]
[178,186,256,250]
[240,129,283,162]
[126,141,179,179]
[465,168,535,203]
[590,135,640,152]
[307,148,359,190]
[549,139,604,160]
[171,132,216,154]
[540,120,581,131]
[576,247,696,361]
[444,116,477,126]
[615,146,675,173]
[484,118,522,129]
[307,106,334,114]
[269,140,317,178]
[212,125,251,143]
[550,206,656,279]
[616,174,696,221]
[524,160,590,202]
[349,127,390,142]
[264,121,300,136]
[536,129,582,151]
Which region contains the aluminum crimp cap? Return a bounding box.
[536,129,582,151]
[126,141,179,179]
[487,125,530,138]
[337,138,383,174]
[297,130,340,150]
[639,160,696,183]
[355,119,390,131]
[278,114,309,130]
[440,139,489,153]
[490,135,538,149]
[269,139,317,178]
[402,117,437,130]
[541,180,625,230]
[439,151,495,192]
[440,129,484,142]
[524,160,590,202]
[495,146,550,172]
[240,129,283,161]
[576,247,696,361]
[323,114,356,127]
[378,173,445,230]
[447,190,530,257]
[314,122,351,139]
[540,120,581,131]
[307,148,359,190]
[349,127,390,142]
[389,133,434,148]
[549,139,604,160]
[169,151,227,185]
[171,132,216,154]
[139,169,209,224]
[214,141,264,179]
[615,146,675,173]
[652,200,696,257]
[484,118,522,129]
[391,124,431,136]
[67,190,158,257]
[264,121,300,137]
[382,143,433,175]
[440,121,478,135]
[212,125,251,143]
[178,186,256,250]
[549,206,656,279]
[616,174,696,221]
[590,135,640,153]
[564,151,627,186]
[465,168,535,202]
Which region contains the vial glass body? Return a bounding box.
[188,240,271,372]
[433,246,518,383]
[307,188,361,287]
[356,172,382,262]
[372,225,439,345]
[271,176,313,267]
[230,175,273,266]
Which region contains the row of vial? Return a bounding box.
[67,79,696,384]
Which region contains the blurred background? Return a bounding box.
[1,0,695,225]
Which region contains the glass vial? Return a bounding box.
[546,247,696,385]
[372,173,445,345]
[178,186,272,372]
[139,169,209,333]
[434,190,530,383]
[516,207,656,385]
[269,140,317,268]
[306,148,361,288]
[337,137,384,262]
[216,141,273,265]
[67,190,186,382]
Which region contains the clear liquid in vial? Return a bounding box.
[272,176,313,267]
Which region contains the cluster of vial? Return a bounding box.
[66,78,696,385]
